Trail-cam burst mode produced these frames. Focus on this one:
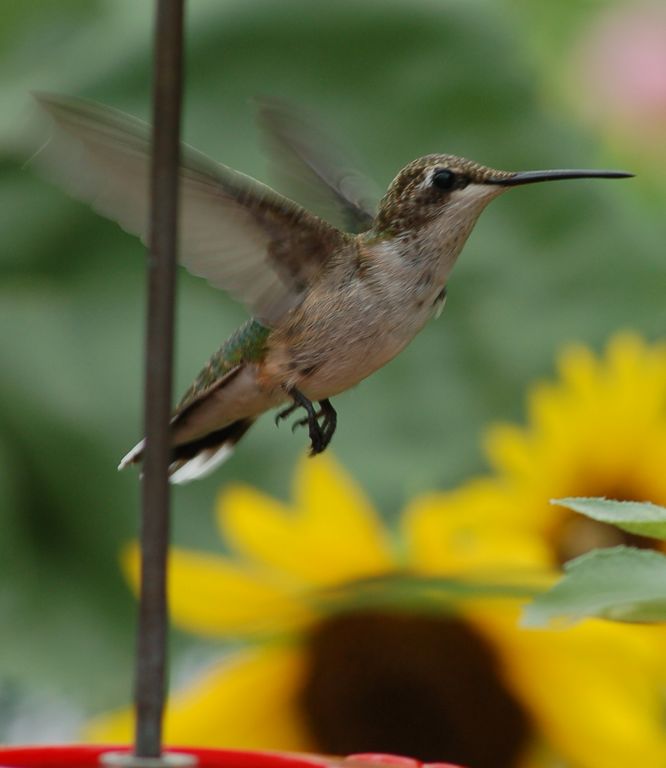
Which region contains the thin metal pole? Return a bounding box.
[133,0,185,758]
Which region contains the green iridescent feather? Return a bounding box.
[175,319,270,413]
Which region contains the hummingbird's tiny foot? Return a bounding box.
[284,386,329,455]
[288,398,337,453]
[291,415,309,433]
[275,402,298,427]
[318,398,337,449]
[290,408,323,432]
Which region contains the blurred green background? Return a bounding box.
[1,0,664,741]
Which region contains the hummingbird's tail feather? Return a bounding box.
[168,417,255,484]
[168,442,234,484]
[117,417,255,484]
[118,440,144,471]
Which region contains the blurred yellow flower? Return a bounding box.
[404,483,666,768]
[481,332,666,564]
[87,453,666,768]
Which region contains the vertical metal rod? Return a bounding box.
[133,0,185,758]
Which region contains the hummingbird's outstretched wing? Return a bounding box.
[255,97,380,234]
[32,93,349,326]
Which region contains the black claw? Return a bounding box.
[275,402,298,427]
[317,399,337,451]
[280,389,338,454]
[291,409,322,432]
[291,416,307,434]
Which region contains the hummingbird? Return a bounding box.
[32,94,632,483]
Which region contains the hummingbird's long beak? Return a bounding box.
[494,169,634,186]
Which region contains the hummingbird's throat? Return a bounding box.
[410,186,498,282]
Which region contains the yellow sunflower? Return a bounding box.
[481,332,666,563]
[87,454,666,768]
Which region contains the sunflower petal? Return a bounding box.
[122,543,310,637]
[85,645,314,751]
[219,454,394,586]
[477,611,666,768]
[483,333,666,548]
[403,481,553,575]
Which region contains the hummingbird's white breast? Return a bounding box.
[261,183,500,401]
[262,241,446,400]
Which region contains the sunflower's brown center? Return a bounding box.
[298,611,531,768]
[554,514,656,564]
[553,484,659,565]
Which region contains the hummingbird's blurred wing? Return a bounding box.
[32,93,349,326]
[256,96,380,234]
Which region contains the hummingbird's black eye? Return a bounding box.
[431,168,458,191]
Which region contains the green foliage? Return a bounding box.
[524,547,666,626]
[552,497,666,541]
[526,499,666,626]
[316,574,540,620]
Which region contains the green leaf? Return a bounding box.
[318,573,540,614]
[523,546,666,626]
[552,497,666,540]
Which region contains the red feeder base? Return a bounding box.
[0,746,463,768]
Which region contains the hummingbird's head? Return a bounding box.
[374,154,633,239]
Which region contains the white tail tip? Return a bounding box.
[169,444,234,484]
[118,439,145,471]
[118,439,234,484]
